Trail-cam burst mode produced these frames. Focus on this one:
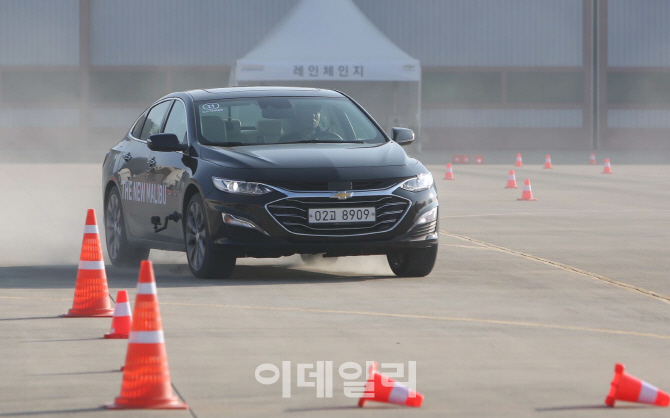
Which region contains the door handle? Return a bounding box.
[122,152,132,162]
[147,157,156,167]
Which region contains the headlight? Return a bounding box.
[212,177,274,195]
[400,173,434,192]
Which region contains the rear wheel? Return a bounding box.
[105,187,150,267]
[387,245,438,277]
[185,193,236,279]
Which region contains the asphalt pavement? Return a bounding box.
[1,158,670,417]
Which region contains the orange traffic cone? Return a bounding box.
[518,179,537,201]
[589,152,597,165]
[62,209,114,317]
[515,153,523,167]
[505,170,518,189]
[106,261,187,410]
[444,163,454,180]
[358,362,423,408]
[603,158,612,174]
[605,363,669,407]
[543,154,553,169]
[104,290,132,339]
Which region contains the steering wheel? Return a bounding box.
[313,130,343,141]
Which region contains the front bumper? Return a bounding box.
[203,185,439,258]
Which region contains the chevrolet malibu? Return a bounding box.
[102,87,438,279]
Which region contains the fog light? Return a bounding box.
[409,207,438,235]
[416,207,437,226]
[222,213,270,236]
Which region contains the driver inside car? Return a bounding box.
[278,104,341,143]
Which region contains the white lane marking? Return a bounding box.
[440,209,670,219]
[161,301,670,340]
[439,230,670,305]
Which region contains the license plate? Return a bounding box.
[308,207,376,224]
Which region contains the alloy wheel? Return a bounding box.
[186,202,207,271]
[105,193,122,260]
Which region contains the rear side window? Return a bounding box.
[131,111,147,138]
[140,101,172,140]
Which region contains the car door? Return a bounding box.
[113,109,149,240]
[123,100,173,240]
[148,99,191,244]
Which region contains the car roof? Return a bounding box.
[184,86,345,101]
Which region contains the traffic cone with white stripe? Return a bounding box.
[605,363,669,407]
[358,362,423,408]
[603,158,612,174]
[505,170,518,189]
[517,179,537,201]
[104,290,132,339]
[106,261,187,410]
[515,153,523,167]
[443,163,454,180]
[62,209,114,317]
[543,154,553,169]
[589,152,597,165]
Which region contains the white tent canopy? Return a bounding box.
[232,0,420,83]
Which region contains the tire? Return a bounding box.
[300,254,338,266]
[185,193,236,279]
[104,187,150,268]
[387,245,438,277]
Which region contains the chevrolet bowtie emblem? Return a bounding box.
[332,191,354,200]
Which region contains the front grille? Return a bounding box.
[411,220,437,238]
[267,195,411,236]
[265,178,409,192]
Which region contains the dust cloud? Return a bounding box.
[0,163,393,279]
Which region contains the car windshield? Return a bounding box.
[196,97,386,146]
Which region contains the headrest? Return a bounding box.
[256,119,282,136]
[225,119,241,135]
[201,116,226,143]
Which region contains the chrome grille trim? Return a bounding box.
[265,185,412,237]
[270,205,307,212]
[283,219,396,231]
[285,197,390,205]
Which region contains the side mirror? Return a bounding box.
[147,133,187,152]
[392,128,414,146]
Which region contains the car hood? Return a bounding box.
[200,141,417,169]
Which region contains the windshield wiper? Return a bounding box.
[281,139,364,144]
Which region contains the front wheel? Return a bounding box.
[185,193,236,279]
[387,245,438,277]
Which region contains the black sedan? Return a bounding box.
[102,87,438,279]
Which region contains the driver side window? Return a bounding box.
[163,101,188,144]
[140,101,172,141]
